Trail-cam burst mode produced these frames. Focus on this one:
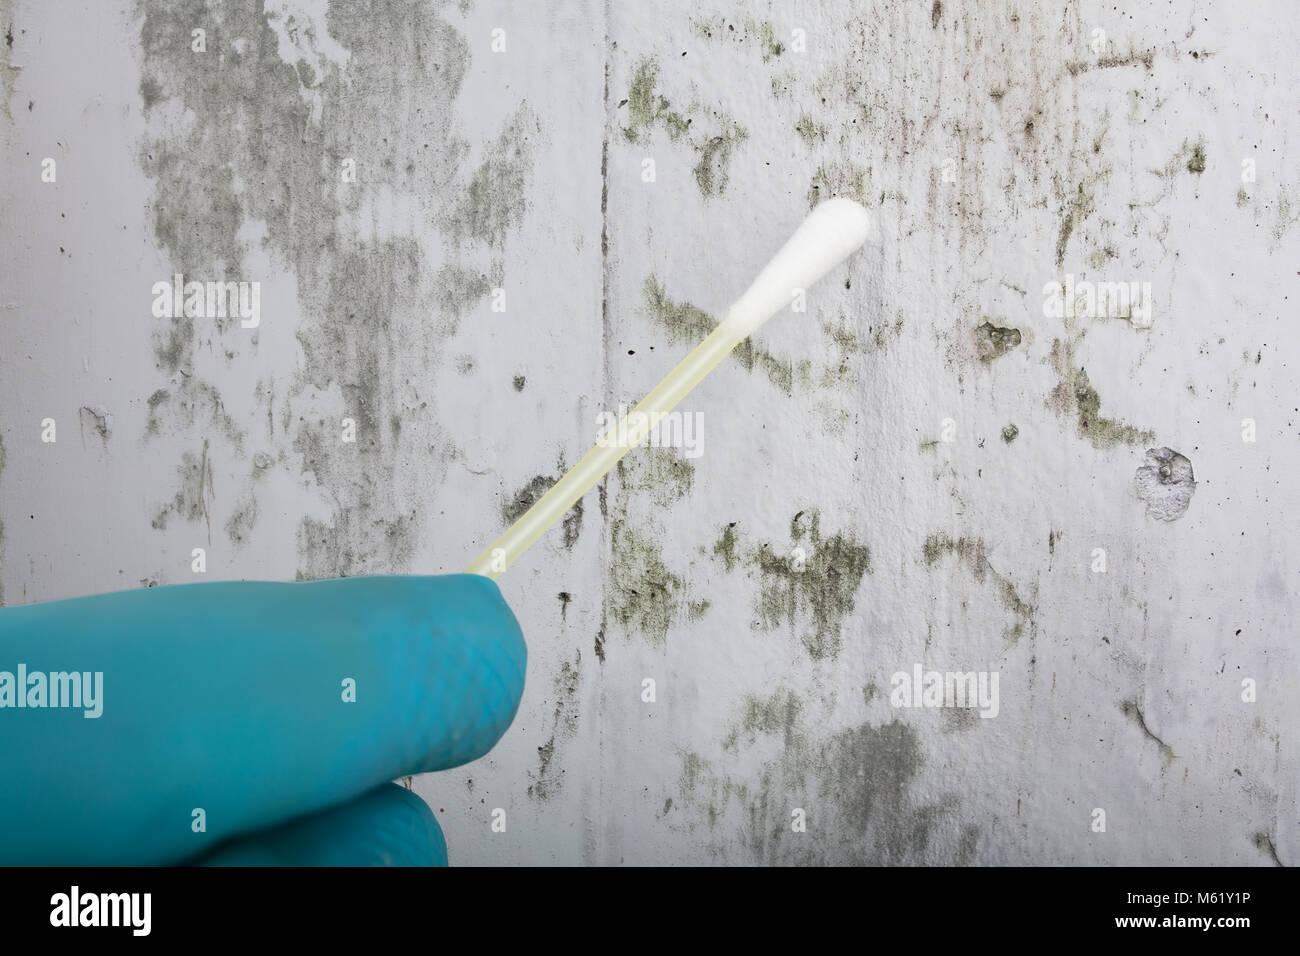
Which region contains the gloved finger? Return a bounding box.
[196,783,447,867]
[0,574,525,865]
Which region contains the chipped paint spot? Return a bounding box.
[1134,447,1195,521]
[975,321,1021,362]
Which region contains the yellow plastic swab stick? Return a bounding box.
[466,198,875,578]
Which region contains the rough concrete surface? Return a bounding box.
[1,0,1297,865]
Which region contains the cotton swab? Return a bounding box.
[466,198,875,579]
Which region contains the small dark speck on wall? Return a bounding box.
[512,375,526,392]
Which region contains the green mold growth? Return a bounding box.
[715,511,871,661]
[1001,423,1019,443]
[1055,180,1096,267]
[609,518,684,647]
[1047,340,1155,449]
[794,114,826,147]
[642,275,793,393]
[1236,187,1249,208]
[623,59,689,144]
[688,599,712,620]
[989,86,1006,102]
[749,18,784,61]
[504,473,583,549]
[922,532,1035,643]
[694,119,749,198]
[512,375,526,392]
[1069,364,1154,448]
[1087,244,1118,270]
[621,58,748,199]
[450,108,534,246]
[723,688,804,752]
[808,161,871,209]
[615,446,695,507]
[1120,699,1176,764]
[1154,138,1208,181]
[691,15,783,60]
[975,321,1022,362]
[713,522,740,571]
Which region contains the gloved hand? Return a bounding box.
[0,574,526,866]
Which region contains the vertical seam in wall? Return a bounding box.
[593,0,614,867]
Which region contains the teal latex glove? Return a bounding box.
[0,575,526,866]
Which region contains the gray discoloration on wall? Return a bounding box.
[1134,447,1196,521]
[528,650,581,801]
[678,689,967,864]
[152,441,214,541]
[133,0,524,581]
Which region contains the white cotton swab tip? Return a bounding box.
[466,198,875,578]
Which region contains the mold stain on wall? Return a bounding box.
[676,687,977,865]
[134,0,533,577]
[527,650,581,801]
[619,58,748,199]
[711,511,871,661]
